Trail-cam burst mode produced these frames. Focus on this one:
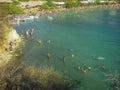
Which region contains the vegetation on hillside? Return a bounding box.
[0,61,79,90]
[41,0,56,9]
[0,2,23,52]
[0,3,23,15]
[65,0,81,8]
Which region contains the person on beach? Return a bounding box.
[9,46,13,53]
[47,53,51,60]
[10,40,14,46]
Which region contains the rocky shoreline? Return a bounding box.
[23,4,120,16]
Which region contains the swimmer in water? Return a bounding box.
[77,65,80,71]
[47,53,51,60]
[67,48,73,52]
[71,54,75,58]
[91,55,105,60]
[29,28,34,36]
[82,68,87,74]
[37,39,42,46]
[88,66,92,70]
[26,30,29,37]
[63,56,66,62]
[91,55,97,60]
[47,40,51,44]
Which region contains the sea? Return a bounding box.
[14,8,120,90]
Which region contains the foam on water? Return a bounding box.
[14,8,120,90]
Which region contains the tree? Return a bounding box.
[65,0,81,8]
[18,0,30,1]
[0,3,23,15]
[41,0,56,9]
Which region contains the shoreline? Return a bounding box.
[24,4,120,15]
[47,4,120,14]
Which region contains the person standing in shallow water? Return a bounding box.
[26,30,29,37]
[47,53,51,60]
[37,39,42,46]
[63,56,66,62]
[29,28,34,36]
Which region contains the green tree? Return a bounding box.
[65,0,74,8]
[12,0,20,5]
[0,3,23,50]
[18,0,30,1]
[0,3,23,15]
[65,0,81,8]
[41,0,56,9]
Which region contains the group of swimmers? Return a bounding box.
[20,29,107,75]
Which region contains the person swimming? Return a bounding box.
[37,39,42,46]
[26,30,29,37]
[77,65,80,71]
[91,55,97,60]
[47,53,51,60]
[63,56,66,62]
[67,48,73,52]
[88,66,92,70]
[91,55,105,60]
[82,68,87,74]
[47,40,51,44]
[29,28,34,36]
[71,54,75,58]
[97,57,105,60]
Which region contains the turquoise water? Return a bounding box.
[14,8,120,90]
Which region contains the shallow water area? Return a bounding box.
[14,8,120,90]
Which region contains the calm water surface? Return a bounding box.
[14,8,120,90]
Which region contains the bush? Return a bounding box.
[65,0,81,8]
[0,3,23,14]
[41,0,56,9]
[0,61,80,90]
